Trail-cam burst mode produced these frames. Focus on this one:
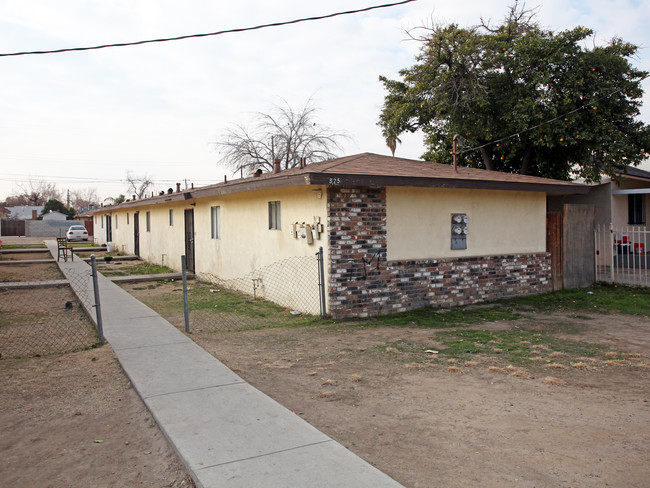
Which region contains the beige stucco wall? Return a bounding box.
[193,186,327,278]
[547,183,611,226]
[92,186,328,313]
[94,186,327,273]
[386,187,546,260]
[612,178,650,229]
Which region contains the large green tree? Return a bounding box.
[378,5,650,181]
[40,199,75,220]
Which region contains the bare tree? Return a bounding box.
[215,99,348,175]
[125,172,154,200]
[7,179,62,206]
[70,187,100,212]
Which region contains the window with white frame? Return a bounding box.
[115,215,118,229]
[146,211,151,232]
[169,209,174,226]
[211,206,221,239]
[127,213,130,225]
[268,201,281,230]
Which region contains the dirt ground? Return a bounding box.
[2,241,648,487]
[0,250,52,261]
[0,345,194,488]
[0,238,194,487]
[187,313,649,488]
[117,281,650,487]
[0,262,64,282]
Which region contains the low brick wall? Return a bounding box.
[327,187,552,319]
[329,253,552,319]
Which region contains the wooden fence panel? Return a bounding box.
[546,212,563,291]
[563,204,595,289]
[0,219,26,236]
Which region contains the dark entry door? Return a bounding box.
[106,215,112,242]
[184,209,195,272]
[133,212,140,256]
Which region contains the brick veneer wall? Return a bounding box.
[328,187,552,319]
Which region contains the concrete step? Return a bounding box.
[0,279,69,289]
[108,272,192,283]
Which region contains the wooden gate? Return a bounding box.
[0,219,26,236]
[83,219,94,236]
[546,212,563,291]
[563,204,595,289]
[546,204,595,290]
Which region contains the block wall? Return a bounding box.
[327,187,552,318]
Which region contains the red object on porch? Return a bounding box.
[634,243,645,255]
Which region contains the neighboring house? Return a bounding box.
[6,205,44,220]
[90,153,587,318]
[549,165,650,229]
[74,213,94,236]
[548,164,650,269]
[41,210,68,221]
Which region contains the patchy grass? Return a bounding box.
[123,280,323,331]
[372,326,621,371]
[188,284,318,323]
[74,250,122,258]
[68,242,101,248]
[124,279,647,370]
[336,283,649,331]
[98,262,174,277]
[338,283,649,371]
[500,283,650,316]
[0,244,47,249]
[346,305,521,329]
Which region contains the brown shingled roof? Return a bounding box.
[94,152,588,212]
[216,152,588,194]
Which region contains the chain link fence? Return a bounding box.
[180,250,325,333]
[0,268,102,359]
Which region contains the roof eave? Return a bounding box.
[305,173,589,194]
[88,168,588,214]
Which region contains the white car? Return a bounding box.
[66,225,89,241]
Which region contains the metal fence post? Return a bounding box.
[317,246,327,319]
[181,255,190,333]
[90,254,105,345]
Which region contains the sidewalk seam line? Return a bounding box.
[112,340,189,351]
[143,381,247,400]
[103,314,164,320]
[196,440,335,471]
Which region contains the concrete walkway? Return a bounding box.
[44,241,403,488]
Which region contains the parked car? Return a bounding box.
[66,225,89,241]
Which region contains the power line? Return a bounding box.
[458,79,649,156]
[0,173,219,185]
[0,0,417,58]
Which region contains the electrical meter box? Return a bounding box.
[451,213,469,250]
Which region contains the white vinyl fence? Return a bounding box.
[595,224,649,286]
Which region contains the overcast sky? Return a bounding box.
[1,0,649,202]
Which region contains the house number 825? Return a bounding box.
[328,177,341,185]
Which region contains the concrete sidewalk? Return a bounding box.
[44,241,403,488]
